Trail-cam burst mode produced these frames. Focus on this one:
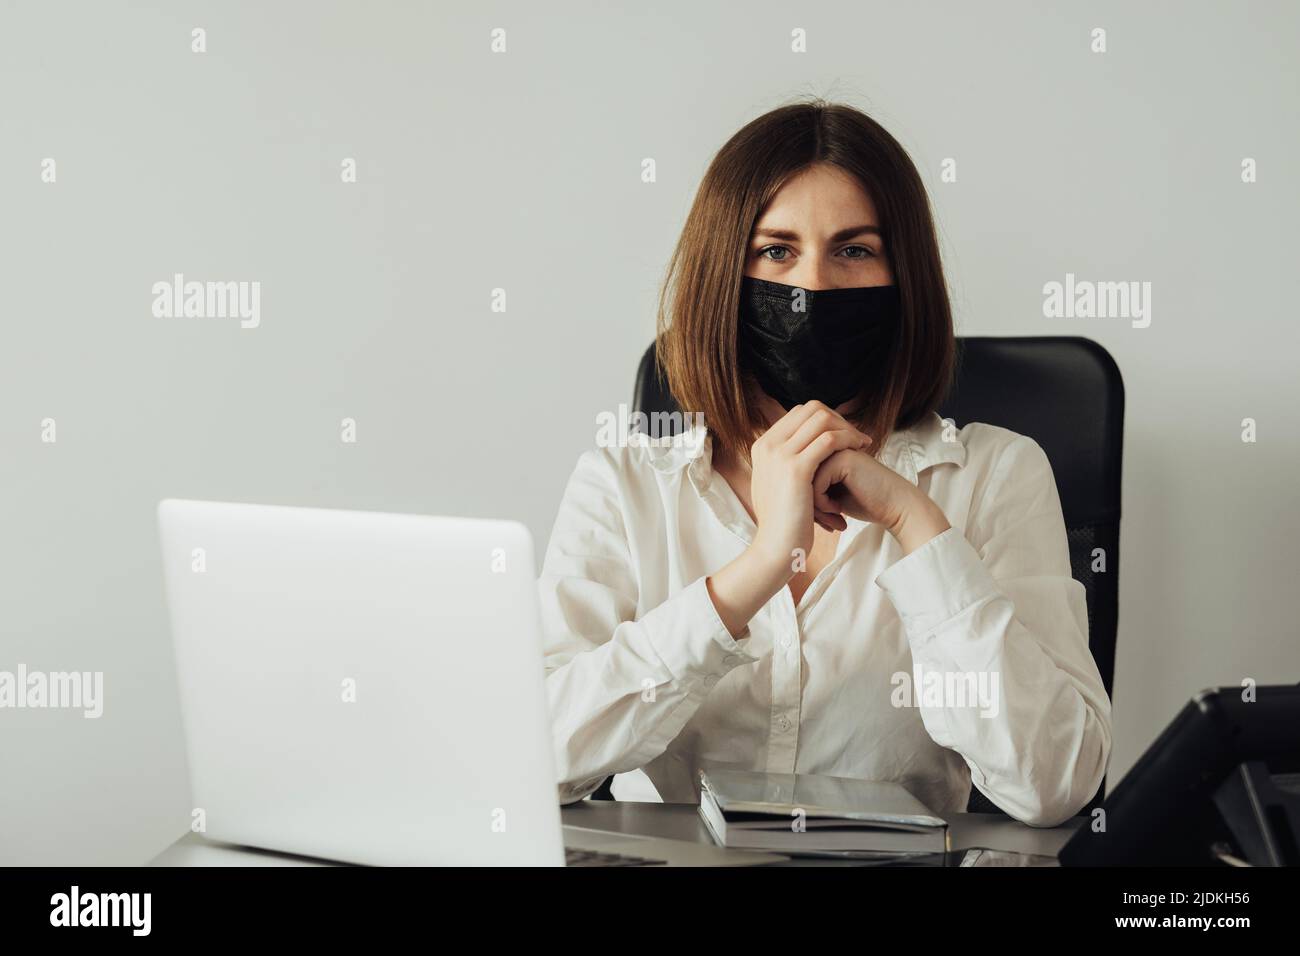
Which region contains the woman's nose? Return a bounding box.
[788,265,831,291]
[785,254,833,291]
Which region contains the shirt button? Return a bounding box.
[776,716,791,732]
[722,654,741,667]
[781,638,792,650]
[704,674,719,689]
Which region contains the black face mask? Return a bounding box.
[736,276,901,411]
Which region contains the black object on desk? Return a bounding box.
[1059,684,1300,866]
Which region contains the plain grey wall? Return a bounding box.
[2,0,1297,864]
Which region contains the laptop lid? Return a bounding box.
[157,499,564,866]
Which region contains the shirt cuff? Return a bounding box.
[641,575,758,684]
[874,526,1001,636]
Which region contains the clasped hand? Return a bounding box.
[748,400,921,571]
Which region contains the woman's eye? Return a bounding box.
[756,244,877,262]
[839,245,876,259]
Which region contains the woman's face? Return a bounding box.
[745,161,893,290]
[742,161,894,425]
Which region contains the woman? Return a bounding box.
[538,100,1111,827]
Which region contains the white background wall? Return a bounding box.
[2,0,1296,864]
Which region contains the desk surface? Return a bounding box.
[150,801,1083,866]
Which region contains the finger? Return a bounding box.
[811,481,842,520]
[815,508,847,532]
[785,407,840,455]
[787,407,870,457]
[761,402,819,446]
[790,400,874,445]
[814,487,838,515]
[795,428,865,477]
[813,449,853,496]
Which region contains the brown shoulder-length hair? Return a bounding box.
[654,98,955,466]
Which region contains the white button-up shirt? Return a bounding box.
[538,411,1112,827]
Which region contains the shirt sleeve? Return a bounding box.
[874,434,1112,827]
[538,449,759,804]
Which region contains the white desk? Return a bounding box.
[150,801,1083,866]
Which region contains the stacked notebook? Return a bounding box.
[698,769,948,857]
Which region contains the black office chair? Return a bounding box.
[595,335,1124,815]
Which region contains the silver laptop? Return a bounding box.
[157,499,779,867]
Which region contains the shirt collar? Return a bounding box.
[874,410,967,487]
[641,410,966,491]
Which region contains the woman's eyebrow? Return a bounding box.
[752,224,882,242]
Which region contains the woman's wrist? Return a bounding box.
[706,541,793,639]
[887,490,951,556]
[745,534,801,589]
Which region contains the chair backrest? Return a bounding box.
[626,335,1125,814]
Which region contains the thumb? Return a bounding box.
[813,450,849,497]
[813,453,849,514]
